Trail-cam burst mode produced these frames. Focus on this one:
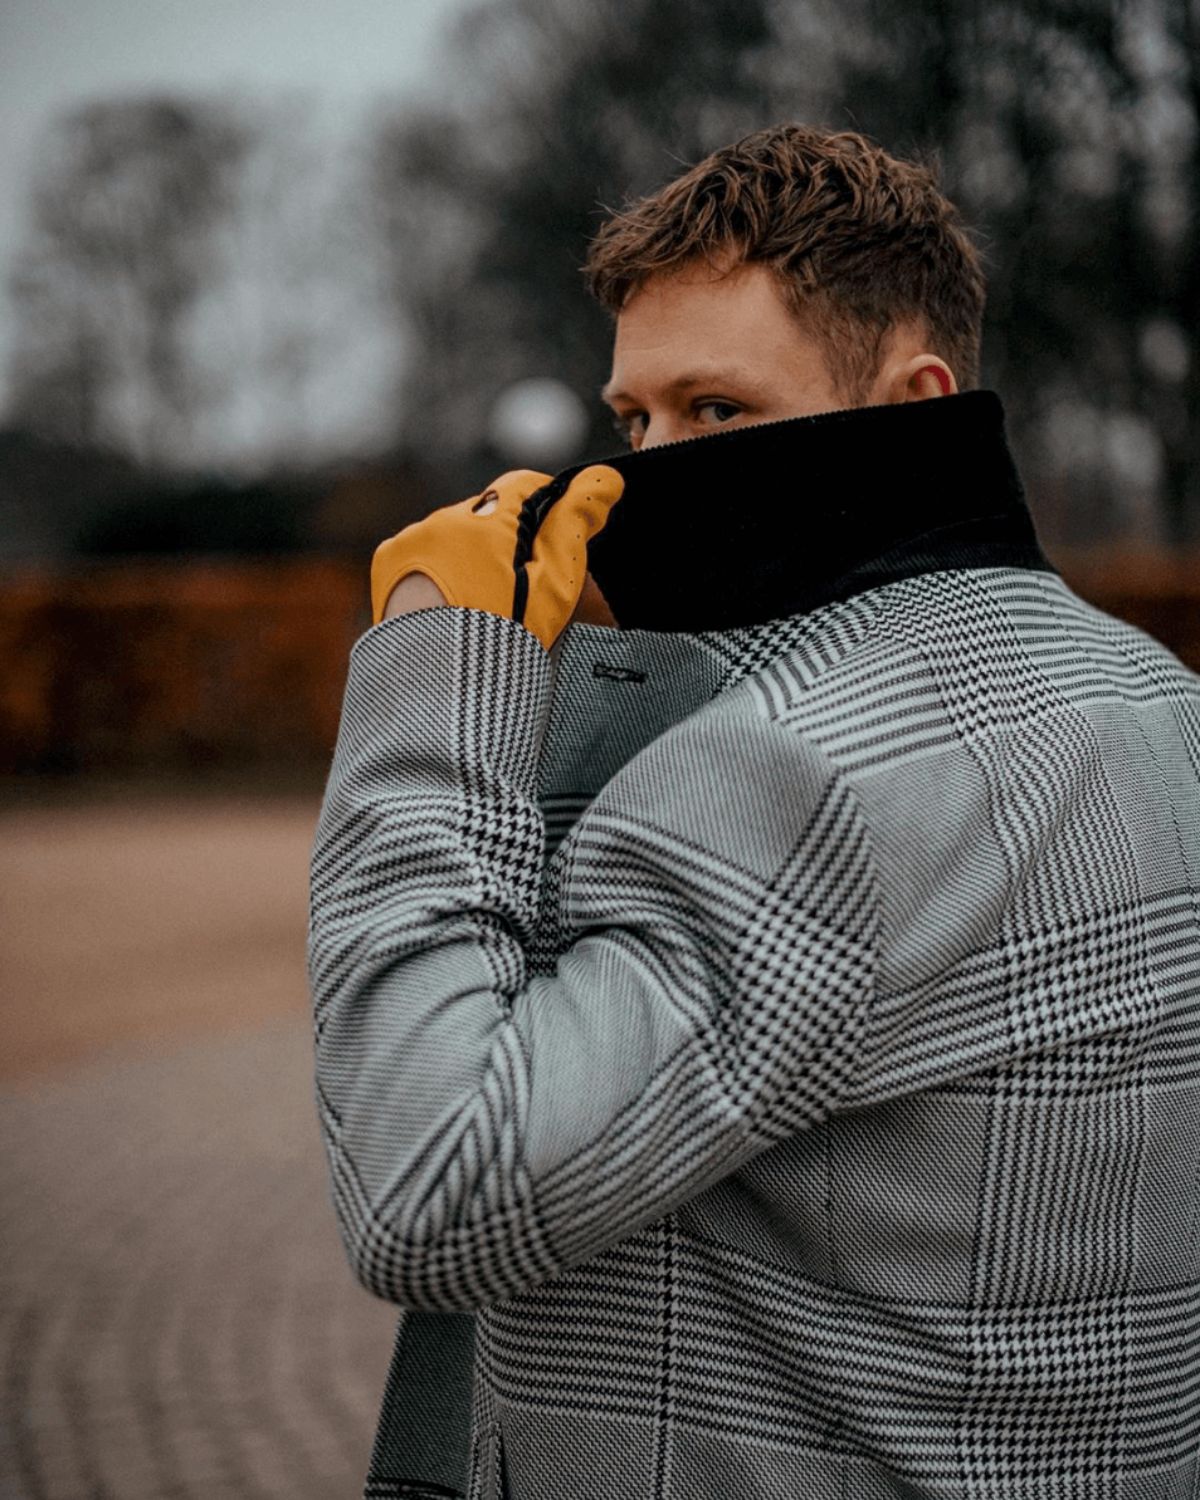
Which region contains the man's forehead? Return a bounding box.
[602,262,826,405]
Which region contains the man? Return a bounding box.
[308,125,1200,1498]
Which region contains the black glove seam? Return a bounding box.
[511,472,572,624]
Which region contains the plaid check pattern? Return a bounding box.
[309,560,1200,1498]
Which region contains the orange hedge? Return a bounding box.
[0,559,367,775]
[0,552,1196,777]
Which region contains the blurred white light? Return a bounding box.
[1104,411,1163,492]
[488,377,589,468]
[1139,318,1190,384]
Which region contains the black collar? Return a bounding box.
[559,389,1057,632]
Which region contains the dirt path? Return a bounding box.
[1,793,322,1082]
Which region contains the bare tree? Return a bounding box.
[7,97,251,467]
[191,93,399,474]
[367,0,1200,545]
[827,0,1200,543]
[1154,0,1200,540]
[368,0,786,496]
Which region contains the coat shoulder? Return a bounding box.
[734,565,1200,774]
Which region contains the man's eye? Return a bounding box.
[696,401,741,425]
[612,411,646,444]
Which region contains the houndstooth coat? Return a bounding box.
[308,394,1200,1498]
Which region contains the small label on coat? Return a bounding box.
[592,661,647,683]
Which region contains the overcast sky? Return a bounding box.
[0,0,468,416]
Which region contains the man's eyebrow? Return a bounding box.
[599,369,765,405]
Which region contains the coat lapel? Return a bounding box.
[361,624,729,1499]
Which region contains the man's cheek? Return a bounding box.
[568,572,618,627]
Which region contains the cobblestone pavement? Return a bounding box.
[0,1014,401,1500]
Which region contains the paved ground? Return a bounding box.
[0,794,403,1499]
[1,790,326,1081]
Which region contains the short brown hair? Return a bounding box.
[584,124,986,399]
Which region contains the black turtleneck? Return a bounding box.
[545,389,1059,632]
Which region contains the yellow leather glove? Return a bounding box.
[369,464,625,651]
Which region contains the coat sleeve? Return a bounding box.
[308,606,880,1311]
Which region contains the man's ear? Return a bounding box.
[883,353,958,402]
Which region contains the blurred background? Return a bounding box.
[2,0,1199,1496]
